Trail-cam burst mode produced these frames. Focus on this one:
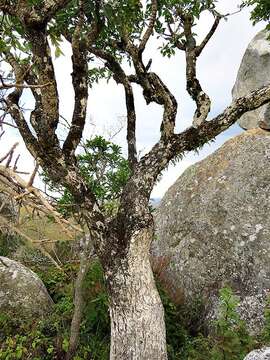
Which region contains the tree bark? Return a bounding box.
[105,227,168,360]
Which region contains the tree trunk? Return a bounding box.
[105,227,168,360]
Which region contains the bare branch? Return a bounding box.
[0,164,83,236]
[62,18,89,159]
[26,29,60,147]
[124,83,137,168]
[0,81,53,90]
[28,162,39,187]
[90,47,138,169]
[148,72,177,139]
[13,154,20,171]
[0,121,18,129]
[186,48,211,127]
[63,2,104,159]
[2,51,40,158]
[138,83,270,191]
[139,0,158,52]
[181,16,211,127]
[195,15,221,57]
[0,214,62,269]
[0,142,19,164]
[5,99,40,159]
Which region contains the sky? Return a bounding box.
[0,0,266,199]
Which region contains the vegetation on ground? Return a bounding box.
[0,253,270,360]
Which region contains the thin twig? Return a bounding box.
[0,142,19,164]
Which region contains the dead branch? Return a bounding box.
[0,164,83,237]
[139,0,158,52]
[0,142,19,164]
[0,214,62,270]
[28,162,39,187]
[0,75,53,90]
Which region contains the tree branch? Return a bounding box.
[139,0,158,52]
[41,0,72,21]
[195,15,221,57]
[63,4,103,159]
[0,142,19,164]
[148,72,178,139]
[124,83,137,168]
[182,16,211,127]
[0,80,53,90]
[90,47,138,169]
[62,18,89,159]
[138,83,270,193]
[66,235,95,360]
[116,38,178,139]
[26,28,60,148]
[6,0,72,26]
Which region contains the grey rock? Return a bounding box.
[0,256,54,320]
[152,129,270,334]
[232,29,270,130]
[244,348,270,360]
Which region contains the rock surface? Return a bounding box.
[152,129,270,334]
[244,348,270,360]
[0,256,54,320]
[232,29,270,130]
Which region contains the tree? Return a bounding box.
[0,1,270,359]
[242,0,270,29]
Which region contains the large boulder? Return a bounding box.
[232,29,270,130]
[0,256,54,320]
[244,348,270,360]
[152,129,270,334]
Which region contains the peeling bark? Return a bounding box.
[105,227,167,360]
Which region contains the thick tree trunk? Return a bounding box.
[105,227,168,360]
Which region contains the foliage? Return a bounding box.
[243,0,270,25]
[209,287,255,360]
[163,286,261,360]
[44,136,131,217]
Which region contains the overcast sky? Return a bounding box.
[1,0,266,199]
